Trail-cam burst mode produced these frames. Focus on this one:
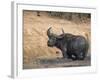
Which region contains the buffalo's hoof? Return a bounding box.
[78,57,85,60]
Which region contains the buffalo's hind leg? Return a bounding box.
[77,52,86,60]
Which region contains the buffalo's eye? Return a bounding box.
[49,37,56,42]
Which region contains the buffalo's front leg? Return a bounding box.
[62,47,68,58]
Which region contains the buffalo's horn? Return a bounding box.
[47,27,52,37]
[57,28,65,39]
[62,28,65,34]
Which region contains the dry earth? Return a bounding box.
[23,10,91,69]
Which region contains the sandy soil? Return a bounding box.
[23,10,91,69]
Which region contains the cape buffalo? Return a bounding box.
[47,27,89,60]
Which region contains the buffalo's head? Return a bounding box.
[47,27,65,47]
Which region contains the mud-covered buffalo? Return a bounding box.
[23,10,91,69]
